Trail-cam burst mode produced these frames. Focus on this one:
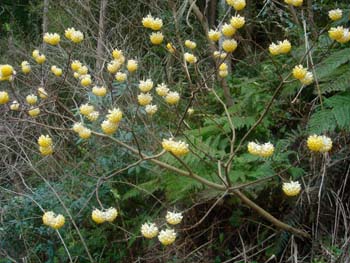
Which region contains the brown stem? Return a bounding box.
[232,189,310,238]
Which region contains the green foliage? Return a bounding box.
[308,92,350,133]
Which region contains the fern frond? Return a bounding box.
[316,48,350,80]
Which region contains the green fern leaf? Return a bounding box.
[308,110,337,133]
[316,48,350,79]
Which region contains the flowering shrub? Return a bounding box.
[1,0,350,262]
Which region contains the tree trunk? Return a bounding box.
[95,0,108,73]
[42,0,49,51]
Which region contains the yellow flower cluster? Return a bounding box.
[127,59,138,73]
[112,48,123,60]
[162,138,189,156]
[32,49,46,64]
[80,103,94,116]
[184,52,197,64]
[142,210,183,245]
[328,9,342,21]
[282,181,301,196]
[141,223,159,239]
[0,64,15,81]
[65,27,84,43]
[208,29,222,42]
[115,71,127,82]
[70,61,91,83]
[158,229,177,245]
[43,32,60,45]
[72,122,92,139]
[156,83,169,97]
[307,135,332,153]
[107,60,122,74]
[222,39,238,53]
[43,211,65,230]
[150,32,164,45]
[38,135,54,156]
[219,63,228,78]
[166,211,183,225]
[145,104,158,116]
[107,107,123,123]
[222,23,236,37]
[247,142,274,158]
[21,61,31,74]
[138,93,153,106]
[38,87,48,99]
[185,40,197,50]
[92,86,107,97]
[100,108,123,135]
[292,65,314,86]
[87,111,99,122]
[268,40,292,55]
[28,107,40,117]
[51,65,63,77]
[10,100,20,110]
[284,0,303,7]
[80,74,92,87]
[91,207,118,224]
[226,0,246,11]
[71,60,82,71]
[142,14,163,31]
[26,94,38,105]
[230,15,245,29]
[164,91,180,105]
[139,79,154,93]
[0,91,10,104]
[213,51,227,59]
[329,26,350,44]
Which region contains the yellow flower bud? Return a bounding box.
[10,100,20,110]
[166,43,176,53]
[21,61,31,74]
[282,181,301,196]
[38,87,48,99]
